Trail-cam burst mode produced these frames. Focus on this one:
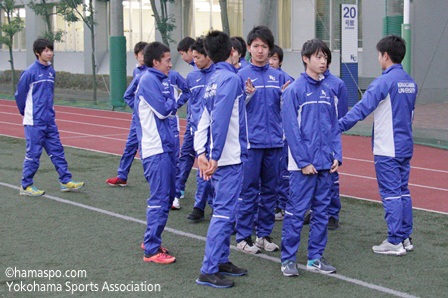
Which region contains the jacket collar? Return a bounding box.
[200,63,215,74]
[137,64,148,71]
[35,60,52,69]
[215,62,237,73]
[148,67,168,80]
[301,72,325,85]
[382,64,402,75]
[250,61,269,71]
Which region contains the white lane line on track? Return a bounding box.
[339,172,448,192]
[0,181,418,298]
[344,157,448,174]
[340,193,448,215]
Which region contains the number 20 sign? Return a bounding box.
[341,4,358,63]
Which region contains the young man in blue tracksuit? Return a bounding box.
[106,41,148,186]
[168,69,190,210]
[339,35,417,256]
[194,30,248,288]
[236,26,286,254]
[135,42,177,264]
[268,44,294,221]
[175,37,199,203]
[185,38,216,222]
[15,38,84,196]
[303,60,349,229]
[281,39,341,276]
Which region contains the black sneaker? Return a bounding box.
[303,211,311,225]
[195,273,235,288]
[328,217,339,230]
[187,208,205,223]
[218,262,248,276]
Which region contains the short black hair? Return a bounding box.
[230,37,243,56]
[233,36,246,57]
[247,26,274,51]
[134,41,148,55]
[177,37,195,52]
[33,38,53,58]
[144,41,170,67]
[376,35,406,64]
[301,39,331,69]
[204,31,232,64]
[191,37,207,56]
[270,45,284,63]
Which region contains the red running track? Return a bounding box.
[1,99,447,214]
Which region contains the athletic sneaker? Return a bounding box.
[281,260,299,277]
[328,217,339,230]
[218,262,247,276]
[143,251,176,264]
[196,273,234,288]
[255,236,279,252]
[20,185,45,196]
[303,211,311,225]
[140,243,169,254]
[171,198,180,210]
[237,237,261,254]
[60,180,85,192]
[275,208,285,221]
[106,177,127,186]
[306,257,336,274]
[180,190,185,199]
[187,208,204,223]
[403,237,414,251]
[372,240,406,256]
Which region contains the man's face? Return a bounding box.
[269,53,281,69]
[230,48,241,66]
[154,52,172,75]
[378,51,388,70]
[135,50,145,66]
[248,38,270,67]
[304,50,327,76]
[36,47,53,65]
[193,50,211,69]
[179,49,193,64]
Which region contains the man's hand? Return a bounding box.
[246,78,256,94]
[198,154,209,179]
[302,164,317,175]
[282,80,291,91]
[330,159,339,173]
[204,159,218,180]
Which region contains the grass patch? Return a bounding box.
[0,135,447,297]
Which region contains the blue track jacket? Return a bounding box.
[323,69,348,119]
[15,60,56,125]
[339,64,417,158]
[238,63,286,148]
[194,62,248,166]
[135,68,176,159]
[282,72,342,171]
[186,64,216,131]
[124,64,148,111]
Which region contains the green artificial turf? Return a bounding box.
[0,136,447,297]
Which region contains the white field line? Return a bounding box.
[344,157,448,174]
[0,181,418,298]
[339,172,448,192]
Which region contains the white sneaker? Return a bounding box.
[171,198,181,210]
[403,237,414,251]
[372,240,406,256]
[237,237,261,254]
[274,208,285,221]
[256,236,279,252]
